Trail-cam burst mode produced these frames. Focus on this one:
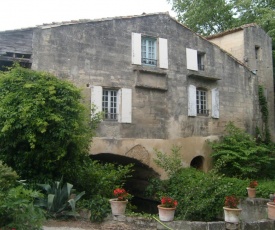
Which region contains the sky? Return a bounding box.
[0,0,176,31]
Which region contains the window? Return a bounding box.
[196,89,208,115]
[197,53,205,70]
[102,89,118,120]
[255,46,261,60]
[142,37,157,66]
[91,86,132,123]
[132,33,168,69]
[188,85,219,118]
[186,48,205,71]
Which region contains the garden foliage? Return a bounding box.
[37,178,85,218]
[65,159,133,198]
[0,66,100,181]
[0,162,45,229]
[146,167,247,221]
[208,122,274,179]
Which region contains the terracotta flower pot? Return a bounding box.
[109,198,128,216]
[247,187,256,198]
[157,205,176,221]
[267,202,275,220]
[223,206,242,223]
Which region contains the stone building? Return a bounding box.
[0,12,273,178]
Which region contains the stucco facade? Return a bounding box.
[0,13,273,177]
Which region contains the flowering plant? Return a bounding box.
[224,195,239,209]
[113,188,130,201]
[160,196,178,208]
[249,180,258,188]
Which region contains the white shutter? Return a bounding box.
[132,33,141,65]
[212,88,219,118]
[91,86,102,114]
[120,88,132,123]
[188,85,197,116]
[159,38,168,69]
[186,48,198,71]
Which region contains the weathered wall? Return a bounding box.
[30,13,263,173]
[208,25,274,138]
[243,26,275,134]
[0,29,33,55]
[207,30,245,62]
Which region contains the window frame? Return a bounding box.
[141,36,157,66]
[197,52,205,71]
[102,88,118,121]
[196,88,208,116]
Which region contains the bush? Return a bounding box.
[256,180,275,198]
[81,195,111,222]
[208,122,274,179]
[0,66,101,181]
[146,168,247,221]
[64,158,133,199]
[0,160,18,192]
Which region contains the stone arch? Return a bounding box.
[190,155,204,171]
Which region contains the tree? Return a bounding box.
[0,66,101,181]
[168,0,275,36]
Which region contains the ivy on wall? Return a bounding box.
[258,85,271,143]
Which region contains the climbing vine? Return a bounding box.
[258,85,271,143]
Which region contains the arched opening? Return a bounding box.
[190,156,204,171]
[90,153,160,213]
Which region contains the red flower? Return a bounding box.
[113,188,130,201]
[225,195,239,209]
[160,196,178,208]
[249,180,258,188]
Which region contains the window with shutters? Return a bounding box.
[91,86,132,123]
[186,48,205,71]
[188,85,219,118]
[132,33,168,69]
[102,89,118,120]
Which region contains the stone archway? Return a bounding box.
[190,155,204,170]
[90,153,160,213]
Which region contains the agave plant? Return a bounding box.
[37,178,85,218]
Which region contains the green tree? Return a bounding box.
[168,0,275,36]
[0,66,101,181]
[208,122,274,179]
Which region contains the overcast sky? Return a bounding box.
[0,0,176,31]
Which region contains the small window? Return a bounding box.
[198,53,205,70]
[255,46,261,60]
[102,89,118,120]
[141,37,157,66]
[196,88,208,116]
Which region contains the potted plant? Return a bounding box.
[267,196,275,220]
[157,196,178,221]
[247,180,258,198]
[223,195,242,223]
[109,188,131,216]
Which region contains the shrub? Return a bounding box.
[65,158,133,199]
[88,196,110,222]
[0,185,45,229]
[0,66,102,181]
[146,167,247,221]
[153,145,182,177]
[0,160,18,192]
[208,122,274,179]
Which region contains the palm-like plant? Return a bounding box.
[37,178,85,217]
